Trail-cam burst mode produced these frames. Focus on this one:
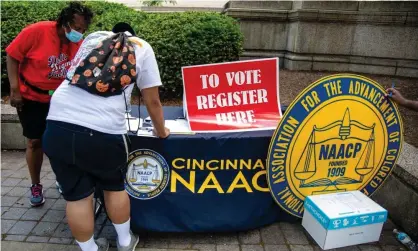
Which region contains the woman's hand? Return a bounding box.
[153,127,170,139]
[10,88,24,111]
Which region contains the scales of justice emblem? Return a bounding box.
[293,108,376,195]
[128,158,162,192]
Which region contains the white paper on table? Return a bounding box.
[125,117,143,132]
[164,119,192,134]
[135,119,194,136]
[136,128,156,137]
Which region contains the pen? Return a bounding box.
[389,82,395,97]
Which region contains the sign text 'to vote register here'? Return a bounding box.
[182,58,282,132]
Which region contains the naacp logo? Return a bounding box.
[125,149,170,200]
[267,74,403,218]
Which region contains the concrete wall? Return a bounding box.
[1,104,27,150]
[223,1,418,78]
[372,142,418,241]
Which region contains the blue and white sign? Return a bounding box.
[125,149,170,200]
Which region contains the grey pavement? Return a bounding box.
[1,151,408,251]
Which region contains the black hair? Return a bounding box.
[112,22,136,36]
[56,1,93,28]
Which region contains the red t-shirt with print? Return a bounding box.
[6,21,82,103]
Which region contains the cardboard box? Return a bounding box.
[302,191,387,250]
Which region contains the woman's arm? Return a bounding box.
[6,54,23,110]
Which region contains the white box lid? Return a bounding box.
[304,190,387,230]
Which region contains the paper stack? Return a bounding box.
[165,119,193,134]
[126,115,194,137]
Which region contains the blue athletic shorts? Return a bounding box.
[42,120,130,201]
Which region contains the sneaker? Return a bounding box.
[96,237,109,251]
[117,231,139,251]
[56,181,63,194]
[30,184,45,207]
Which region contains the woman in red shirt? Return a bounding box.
[6,2,93,208]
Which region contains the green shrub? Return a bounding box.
[1,1,243,99]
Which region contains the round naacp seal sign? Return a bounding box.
[125,149,170,200]
[267,74,403,218]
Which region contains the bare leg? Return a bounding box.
[103,190,133,247]
[103,190,130,224]
[66,194,95,242]
[26,139,43,184]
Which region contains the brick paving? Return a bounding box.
[1,151,408,251]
